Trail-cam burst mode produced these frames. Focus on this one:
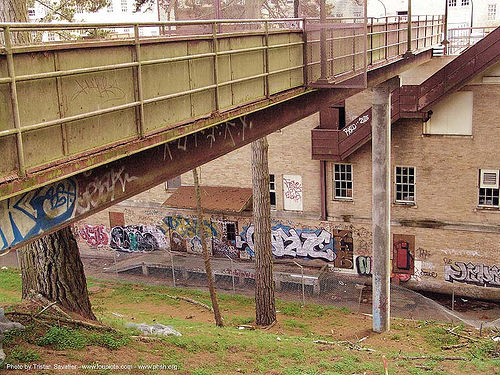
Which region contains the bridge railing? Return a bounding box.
[305,15,444,87]
[0,19,304,178]
[447,26,497,55]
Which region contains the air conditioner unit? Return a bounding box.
[480,169,499,189]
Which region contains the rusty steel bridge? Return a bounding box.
[0,16,446,252]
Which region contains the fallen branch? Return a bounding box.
[6,311,116,332]
[166,295,213,312]
[238,324,255,330]
[398,355,469,361]
[35,302,57,318]
[313,339,376,352]
[263,320,277,331]
[131,335,164,342]
[446,329,479,342]
[441,343,468,350]
[415,365,432,371]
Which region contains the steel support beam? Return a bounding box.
[371,76,400,333]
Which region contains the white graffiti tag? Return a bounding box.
[236,224,335,262]
[77,167,138,213]
[342,114,370,136]
[444,261,500,288]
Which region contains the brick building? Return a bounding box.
[76,37,500,301]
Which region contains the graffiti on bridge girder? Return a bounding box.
[0,179,77,252]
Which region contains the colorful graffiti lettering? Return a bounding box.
[236,224,336,262]
[77,166,138,214]
[356,256,372,276]
[78,224,109,248]
[110,225,166,252]
[0,179,77,252]
[444,262,500,288]
[164,216,217,239]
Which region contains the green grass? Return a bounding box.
[0,267,22,303]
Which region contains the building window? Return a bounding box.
[488,4,497,20]
[395,166,415,204]
[336,13,343,18]
[449,0,457,6]
[225,222,236,242]
[28,8,36,17]
[461,0,469,5]
[479,169,499,207]
[108,0,114,12]
[47,32,55,41]
[121,0,128,12]
[353,11,362,17]
[165,176,181,190]
[334,164,353,200]
[270,174,276,207]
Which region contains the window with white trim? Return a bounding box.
[108,0,114,12]
[461,0,469,5]
[121,0,128,12]
[395,166,415,204]
[449,0,457,6]
[479,169,499,207]
[334,164,353,199]
[269,174,276,207]
[488,4,497,20]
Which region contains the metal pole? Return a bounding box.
[293,261,305,307]
[442,0,449,53]
[113,250,118,276]
[371,76,400,333]
[170,251,176,287]
[319,0,327,81]
[226,254,235,294]
[451,287,455,311]
[406,0,412,53]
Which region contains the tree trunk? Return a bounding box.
[192,168,224,327]
[244,0,263,18]
[251,137,276,326]
[20,226,96,320]
[0,0,29,44]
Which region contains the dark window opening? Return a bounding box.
[225,223,236,242]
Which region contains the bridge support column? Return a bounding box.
[371,76,400,333]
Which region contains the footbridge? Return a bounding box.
[0,16,443,251]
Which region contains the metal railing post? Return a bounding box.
[293,261,305,307]
[212,22,220,111]
[4,26,26,177]
[170,250,176,287]
[264,20,270,98]
[397,16,401,55]
[384,16,388,60]
[226,254,235,294]
[319,0,328,81]
[406,0,412,54]
[133,24,145,138]
[301,17,308,85]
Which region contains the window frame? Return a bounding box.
[333,163,353,201]
[478,169,499,208]
[121,0,128,12]
[449,0,457,6]
[488,4,497,20]
[269,173,277,208]
[461,0,469,5]
[394,166,416,205]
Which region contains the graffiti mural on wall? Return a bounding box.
[283,175,303,211]
[356,256,372,276]
[236,223,342,262]
[110,225,167,252]
[164,216,217,254]
[78,224,109,248]
[444,261,500,288]
[0,179,77,252]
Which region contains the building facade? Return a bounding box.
[74,29,500,301]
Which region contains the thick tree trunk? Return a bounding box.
[244,0,263,18]
[251,137,276,326]
[20,226,96,321]
[192,168,224,327]
[0,0,30,44]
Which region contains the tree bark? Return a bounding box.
[251,137,276,326]
[0,0,29,45]
[244,0,263,18]
[20,226,96,320]
[192,168,224,327]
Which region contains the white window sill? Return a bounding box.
[393,202,417,208]
[333,198,354,203]
[475,206,500,212]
